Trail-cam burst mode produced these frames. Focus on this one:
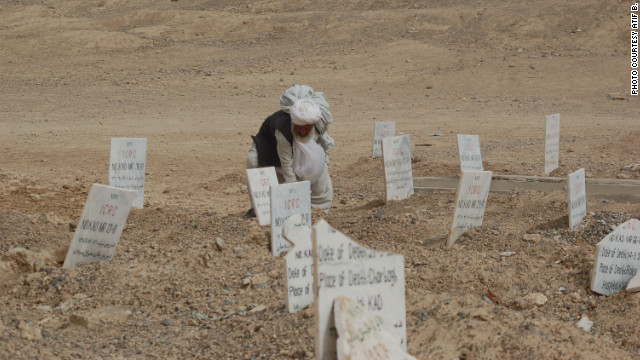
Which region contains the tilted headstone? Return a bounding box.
[109,138,147,208]
[590,219,640,295]
[313,219,406,360]
[63,184,137,268]
[334,296,416,360]
[544,114,560,174]
[382,135,414,202]
[447,171,493,247]
[270,181,311,257]
[457,134,483,172]
[282,214,314,313]
[372,122,396,158]
[568,168,587,231]
[246,167,278,226]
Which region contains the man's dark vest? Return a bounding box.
[251,110,295,167]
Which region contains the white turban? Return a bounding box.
[290,99,322,125]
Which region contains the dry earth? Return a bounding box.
[1,0,640,359]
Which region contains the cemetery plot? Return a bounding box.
[313,219,406,360]
[590,219,640,296]
[456,134,483,172]
[372,122,396,158]
[447,171,493,247]
[382,135,414,202]
[544,114,560,174]
[334,296,416,360]
[63,184,137,268]
[270,181,311,257]
[246,167,278,226]
[282,214,314,313]
[109,138,147,208]
[568,168,587,231]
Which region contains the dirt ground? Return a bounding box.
[1,0,640,359]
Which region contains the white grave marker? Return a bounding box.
[246,167,278,226]
[313,219,406,360]
[457,134,483,172]
[568,168,587,231]
[590,219,640,295]
[334,296,416,360]
[382,135,414,202]
[372,122,396,158]
[63,184,137,268]
[448,171,492,247]
[109,138,147,208]
[282,214,314,313]
[544,114,560,174]
[270,181,311,257]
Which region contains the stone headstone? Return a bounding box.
[457,134,483,172]
[544,114,560,174]
[334,296,416,360]
[313,220,406,360]
[282,214,314,313]
[63,184,137,268]
[109,138,147,208]
[270,181,311,257]
[246,167,278,226]
[568,168,587,231]
[382,135,414,202]
[590,219,640,295]
[372,122,396,158]
[447,171,493,247]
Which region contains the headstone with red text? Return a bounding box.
[447,171,492,247]
[457,134,483,172]
[63,184,137,268]
[246,167,278,226]
[270,181,311,257]
[382,135,414,202]
[372,122,396,158]
[109,138,147,208]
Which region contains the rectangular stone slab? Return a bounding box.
[270,181,311,257]
[63,184,137,268]
[568,168,587,231]
[457,134,483,172]
[382,135,414,202]
[283,214,314,313]
[313,219,406,360]
[109,138,147,208]
[590,219,640,295]
[447,171,492,247]
[544,114,560,174]
[372,122,395,158]
[246,167,278,226]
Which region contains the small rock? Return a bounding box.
[516,293,548,309]
[215,237,226,251]
[249,304,266,313]
[522,234,541,242]
[18,321,42,341]
[617,173,631,179]
[160,319,175,326]
[576,315,593,332]
[607,93,626,100]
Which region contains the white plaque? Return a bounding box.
[382,135,414,202]
[590,219,640,295]
[270,181,311,257]
[544,114,560,174]
[334,296,416,360]
[568,168,587,231]
[448,171,492,247]
[313,220,406,360]
[109,138,147,208]
[63,184,137,268]
[457,134,483,172]
[372,122,396,158]
[283,214,314,313]
[246,167,278,226]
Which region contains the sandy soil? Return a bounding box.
[1,0,639,358]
